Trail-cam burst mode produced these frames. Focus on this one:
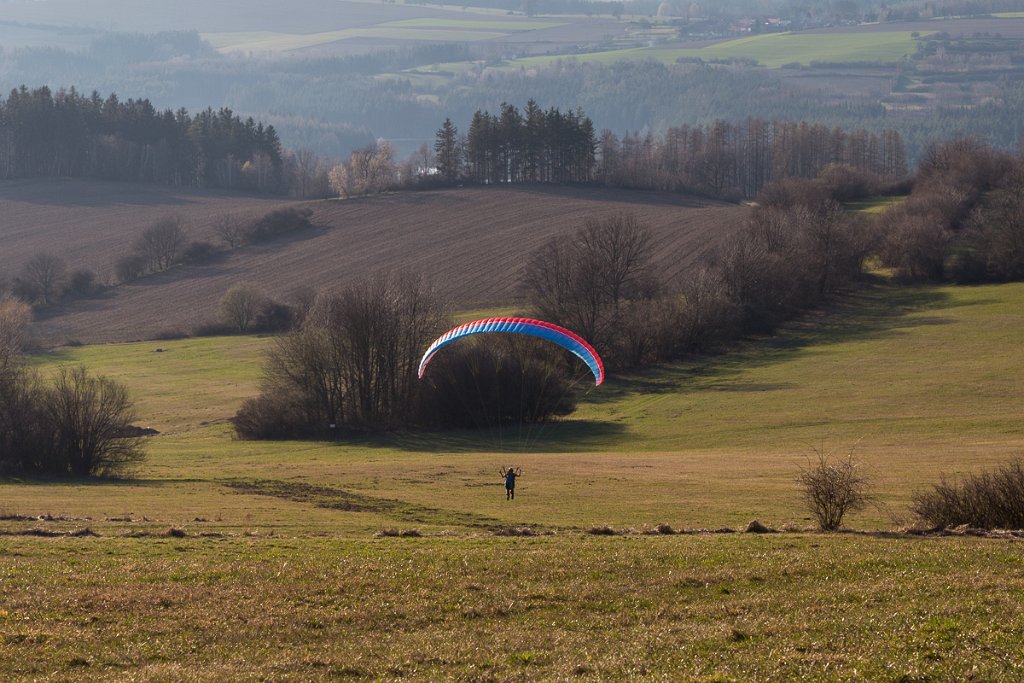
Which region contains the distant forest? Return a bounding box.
[432,103,906,198]
[0,86,283,190]
[3,29,1023,164]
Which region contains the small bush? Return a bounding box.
[416,337,578,429]
[180,240,219,264]
[231,392,310,440]
[115,254,149,282]
[66,269,98,298]
[912,459,1024,530]
[797,450,872,531]
[255,300,295,332]
[219,283,266,333]
[246,207,314,243]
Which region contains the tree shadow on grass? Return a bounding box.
[353,281,978,453]
[586,280,978,406]
[347,419,628,454]
[0,475,192,487]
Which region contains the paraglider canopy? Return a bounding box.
[418,317,605,385]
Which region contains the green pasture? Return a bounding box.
[384,18,565,31]
[4,280,1022,535]
[846,195,906,214]
[4,280,1024,679]
[486,30,930,71]
[203,27,508,53]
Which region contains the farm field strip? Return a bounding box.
[0,179,296,275]
[21,183,743,344]
[383,18,566,30]
[494,30,932,70]
[204,27,510,53]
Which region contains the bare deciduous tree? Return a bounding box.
[215,213,249,248]
[0,297,31,373]
[328,163,350,198]
[44,366,144,477]
[16,252,67,305]
[522,213,656,361]
[235,272,448,437]
[136,215,188,271]
[219,283,266,333]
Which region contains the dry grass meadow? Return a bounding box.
[3,278,1024,680]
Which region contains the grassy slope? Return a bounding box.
[496,30,928,71]
[8,279,1024,533]
[4,280,1024,679]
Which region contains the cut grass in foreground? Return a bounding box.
[1,534,1021,681]
[4,281,1024,679]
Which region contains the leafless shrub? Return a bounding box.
[43,366,145,477]
[66,269,98,298]
[0,297,31,372]
[215,213,249,248]
[416,336,577,429]
[136,215,188,272]
[522,213,656,368]
[0,365,49,474]
[797,449,872,531]
[115,253,149,282]
[817,164,882,202]
[14,252,67,305]
[912,459,1024,530]
[235,272,448,437]
[181,240,219,264]
[877,208,952,281]
[232,391,308,440]
[219,283,266,333]
[246,207,314,243]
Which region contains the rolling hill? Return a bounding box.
[0,180,748,344]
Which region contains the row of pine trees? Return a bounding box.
[434,103,907,199]
[0,86,283,190]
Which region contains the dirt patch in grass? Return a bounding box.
[224,478,514,530]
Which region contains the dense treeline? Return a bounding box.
[462,102,597,184]
[878,137,1024,283]
[599,118,906,198]
[428,106,906,198]
[7,36,1024,165]
[0,86,283,190]
[522,188,872,372]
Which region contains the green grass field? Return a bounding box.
[468,30,930,72]
[3,280,1024,679]
[204,27,510,53]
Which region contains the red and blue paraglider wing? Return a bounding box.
[418,317,605,386]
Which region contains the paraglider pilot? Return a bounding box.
[501,466,522,500]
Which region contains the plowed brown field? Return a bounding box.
[0,178,297,275]
[3,180,748,344]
